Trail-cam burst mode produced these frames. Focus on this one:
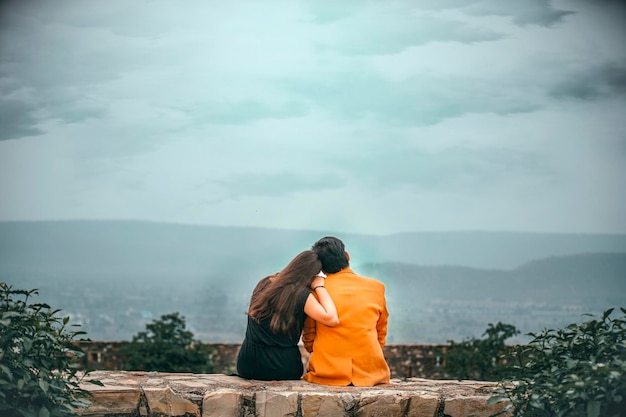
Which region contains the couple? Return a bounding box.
[236,236,390,386]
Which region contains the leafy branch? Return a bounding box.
[0,282,98,417]
[489,308,626,417]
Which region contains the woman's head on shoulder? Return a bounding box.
[278,250,321,287]
[248,249,322,336]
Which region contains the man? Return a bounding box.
[302,236,390,386]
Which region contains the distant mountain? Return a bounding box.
[360,253,626,343]
[1,220,625,343]
[361,252,626,302]
[2,221,626,278]
[372,231,626,269]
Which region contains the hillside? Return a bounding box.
[362,252,626,302]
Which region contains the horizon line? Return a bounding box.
[1,218,626,237]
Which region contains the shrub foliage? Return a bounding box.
[443,321,519,381]
[120,312,214,373]
[0,282,97,417]
[490,308,626,417]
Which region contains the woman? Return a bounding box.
[236,250,339,380]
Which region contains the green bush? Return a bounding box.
[443,321,519,381]
[120,312,214,373]
[490,308,626,417]
[0,282,99,417]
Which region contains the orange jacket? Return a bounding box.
[302,267,390,386]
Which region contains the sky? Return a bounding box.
[1,0,625,236]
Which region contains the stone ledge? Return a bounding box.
[78,371,510,417]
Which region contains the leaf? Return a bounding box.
[586,400,600,417]
[487,395,509,405]
[38,406,50,417]
[0,364,12,380]
[38,379,49,393]
[602,308,615,321]
[23,338,33,353]
[88,379,105,387]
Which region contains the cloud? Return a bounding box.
[203,171,346,201]
[464,0,574,26]
[305,0,572,27]
[332,142,550,193]
[312,5,504,55]
[282,71,537,126]
[0,0,571,144]
[0,16,125,90]
[414,0,573,26]
[1,0,174,39]
[304,0,364,24]
[0,99,43,141]
[549,63,626,100]
[195,100,310,125]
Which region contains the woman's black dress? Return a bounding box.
[236,284,310,380]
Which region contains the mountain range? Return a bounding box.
[1,220,625,343]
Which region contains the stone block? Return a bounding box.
[143,386,200,416]
[203,389,243,417]
[80,388,140,416]
[356,390,409,417]
[405,392,440,417]
[255,391,299,417]
[301,392,353,417]
[444,395,509,417]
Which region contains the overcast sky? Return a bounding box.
[1,0,625,235]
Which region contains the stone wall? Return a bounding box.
[78,371,510,417]
[76,342,449,380]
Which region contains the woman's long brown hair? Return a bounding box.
[247,250,321,336]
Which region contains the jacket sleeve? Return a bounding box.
[376,286,389,348]
[302,315,317,353]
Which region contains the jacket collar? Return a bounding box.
[328,267,352,277]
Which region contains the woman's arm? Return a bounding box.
[303,276,339,327]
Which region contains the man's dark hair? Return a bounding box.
[312,236,349,273]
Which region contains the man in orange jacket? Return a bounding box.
[302,236,390,386]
